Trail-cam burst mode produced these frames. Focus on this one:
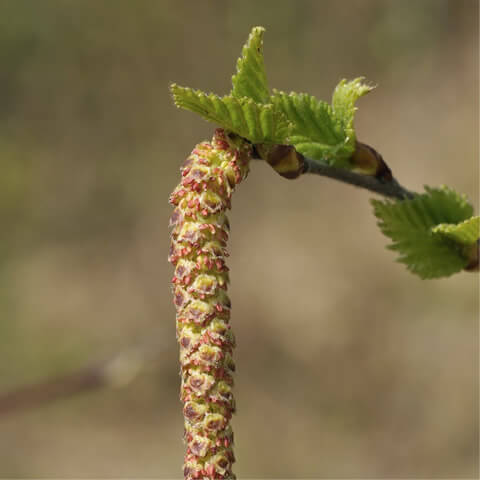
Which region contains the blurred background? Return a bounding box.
[0,0,478,478]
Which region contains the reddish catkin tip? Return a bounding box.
[169,129,251,479]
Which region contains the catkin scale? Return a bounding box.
[169,129,251,479]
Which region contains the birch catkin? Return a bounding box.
[169,129,251,479]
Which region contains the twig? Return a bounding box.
[251,140,416,200]
[303,156,416,200]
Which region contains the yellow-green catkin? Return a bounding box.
[169,129,251,479]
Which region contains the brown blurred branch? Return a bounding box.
[0,366,105,415]
[0,338,167,416]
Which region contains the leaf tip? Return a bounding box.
[170,83,191,109]
[231,26,270,103]
[251,25,266,35]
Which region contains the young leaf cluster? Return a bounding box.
[171,25,478,280]
[372,186,476,279]
[171,26,370,168]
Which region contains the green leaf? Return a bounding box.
[371,186,474,279]
[331,77,375,148]
[231,26,270,104]
[171,84,290,144]
[432,216,480,245]
[271,90,352,167]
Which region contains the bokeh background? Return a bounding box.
[0,0,478,478]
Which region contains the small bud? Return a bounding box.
[464,239,479,272]
[256,143,305,179]
[350,141,392,180]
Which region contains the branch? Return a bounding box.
[0,366,105,415]
[0,336,168,416]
